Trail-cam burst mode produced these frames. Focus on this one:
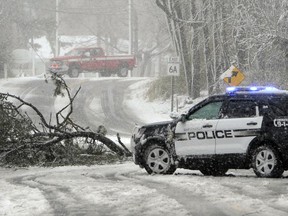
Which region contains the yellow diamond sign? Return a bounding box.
[220,65,245,86]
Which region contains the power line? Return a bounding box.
[25,6,128,16]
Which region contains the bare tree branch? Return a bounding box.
[155,0,203,26]
[0,75,129,166]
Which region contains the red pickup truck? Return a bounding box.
[49,47,136,78]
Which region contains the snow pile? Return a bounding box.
[124,78,208,124]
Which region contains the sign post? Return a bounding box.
[167,57,180,112]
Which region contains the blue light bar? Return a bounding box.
[226,86,280,94]
[226,87,236,92]
[250,86,258,91]
[264,87,278,91]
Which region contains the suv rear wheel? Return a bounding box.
[143,144,176,174]
[252,145,284,178]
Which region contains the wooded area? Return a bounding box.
[156,0,288,98]
[1,0,288,96]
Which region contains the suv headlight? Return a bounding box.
[136,128,146,139]
[131,126,146,141]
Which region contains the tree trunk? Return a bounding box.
[174,1,193,97]
[212,0,221,93]
[191,0,201,98]
[202,0,214,95]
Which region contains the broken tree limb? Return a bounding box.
[0,75,130,166]
[117,133,132,156]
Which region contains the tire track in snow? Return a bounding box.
[9,174,112,216]
[220,177,288,214]
[106,169,288,216]
[63,78,144,136]
[99,79,145,135]
[95,169,227,216]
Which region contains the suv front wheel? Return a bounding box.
[252,145,284,178]
[143,144,176,174]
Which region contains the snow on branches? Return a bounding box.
[0,75,131,166]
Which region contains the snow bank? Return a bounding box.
[124,79,173,124]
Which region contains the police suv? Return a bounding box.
[131,86,288,178]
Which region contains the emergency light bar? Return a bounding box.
[226,86,280,94]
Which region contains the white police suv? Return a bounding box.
[131,86,288,177]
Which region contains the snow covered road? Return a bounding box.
[1,77,288,215]
[1,163,288,216]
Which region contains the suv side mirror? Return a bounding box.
[180,114,187,123]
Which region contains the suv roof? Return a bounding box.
[225,86,288,95]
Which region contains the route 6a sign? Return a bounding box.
[167,57,180,76]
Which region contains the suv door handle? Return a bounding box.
[247,122,257,126]
[203,124,213,128]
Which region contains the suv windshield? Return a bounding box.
[188,101,223,120]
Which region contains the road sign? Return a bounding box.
[167,63,180,76]
[220,65,245,86]
[168,56,180,63]
[167,56,180,76]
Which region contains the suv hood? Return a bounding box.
[141,120,173,129]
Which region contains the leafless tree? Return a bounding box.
[156,0,288,96]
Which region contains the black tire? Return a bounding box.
[252,145,284,178]
[68,66,80,78]
[199,166,228,176]
[143,144,176,175]
[117,66,129,77]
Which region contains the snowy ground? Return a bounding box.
[1,163,288,216]
[1,77,288,216]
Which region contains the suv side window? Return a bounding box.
[187,101,223,120]
[225,100,257,118]
[267,97,288,116]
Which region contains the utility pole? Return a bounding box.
[55,0,59,57]
[133,9,138,55]
[30,5,35,76]
[128,0,133,55]
[128,0,133,77]
[31,37,35,76]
